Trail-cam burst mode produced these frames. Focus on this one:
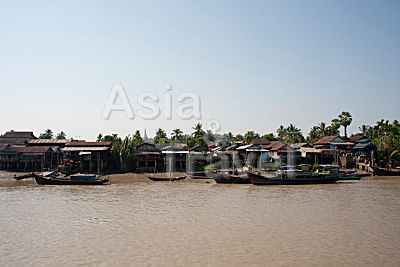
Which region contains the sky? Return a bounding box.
[1,0,399,140]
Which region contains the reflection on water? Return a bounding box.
[1,172,400,266]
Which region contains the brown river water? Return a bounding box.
[1,172,400,266]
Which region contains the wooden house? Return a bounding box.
[63,141,112,173]
[134,143,161,173]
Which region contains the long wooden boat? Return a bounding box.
[247,171,339,185]
[33,173,109,185]
[148,175,187,181]
[186,172,211,179]
[14,173,35,180]
[372,167,400,176]
[209,171,250,184]
[338,174,364,180]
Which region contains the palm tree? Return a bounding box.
[307,126,320,143]
[205,130,216,143]
[277,125,286,140]
[171,128,183,141]
[244,131,256,144]
[338,111,352,137]
[192,123,205,138]
[39,129,53,139]
[317,122,328,136]
[227,132,234,141]
[284,124,304,143]
[133,130,143,143]
[56,131,66,140]
[154,128,167,144]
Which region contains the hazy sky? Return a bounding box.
[1,0,399,140]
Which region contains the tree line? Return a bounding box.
[36,111,400,169]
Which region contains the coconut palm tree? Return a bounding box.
[192,123,205,138]
[317,122,328,136]
[154,128,167,144]
[338,111,352,137]
[284,124,304,143]
[39,129,53,139]
[56,131,66,140]
[171,128,183,142]
[277,125,286,140]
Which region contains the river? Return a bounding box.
[1,172,400,266]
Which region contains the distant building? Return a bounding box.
[268,144,301,165]
[0,130,37,145]
[62,141,113,173]
[0,144,58,171]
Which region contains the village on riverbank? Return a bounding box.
[1,112,398,176]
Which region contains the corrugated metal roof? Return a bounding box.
[237,144,254,150]
[1,131,36,138]
[29,139,68,144]
[314,136,340,145]
[12,146,53,153]
[65,141,112,147]
[63,147,110,152]
[300,147,321,153]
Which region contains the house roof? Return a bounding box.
[263,141,281,149]
[0,144,10,151]
[160,144,187,151]
[251,139,270,145]
[12,146,54,153]
[353,142,376,149]
[237,144,258,150]
[29,139,68,145]
[313,136,342,145]
[188,145,208,152]
[349,136,368,143]
[63,146,110,152]
[66,141,112,147]
[1,131,36,139]
[300,147,321,153]
[0,139,28,145]
[290,143,309,149]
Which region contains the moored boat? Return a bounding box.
[33,173,109,185]
[338,173,370,180]
[209,171,250,184]
[247,171,339,185]
[186,172,211,179]
[148,175,186,181]
[372,166,400,176]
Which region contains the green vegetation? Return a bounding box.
[357,120,400,166]
[39,129,53,139]
[277,124,305,143]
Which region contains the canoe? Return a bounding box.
[247,171,339,185]
[33,173,109,185]
[209,171,250,184]
[148,176,187,181]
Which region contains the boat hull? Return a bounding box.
[372,167,400,176]
[209,171,250,184]
[247,171,339,185]
[33,174,109,185]
[187,172,211,179]
[148,176,187,181]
